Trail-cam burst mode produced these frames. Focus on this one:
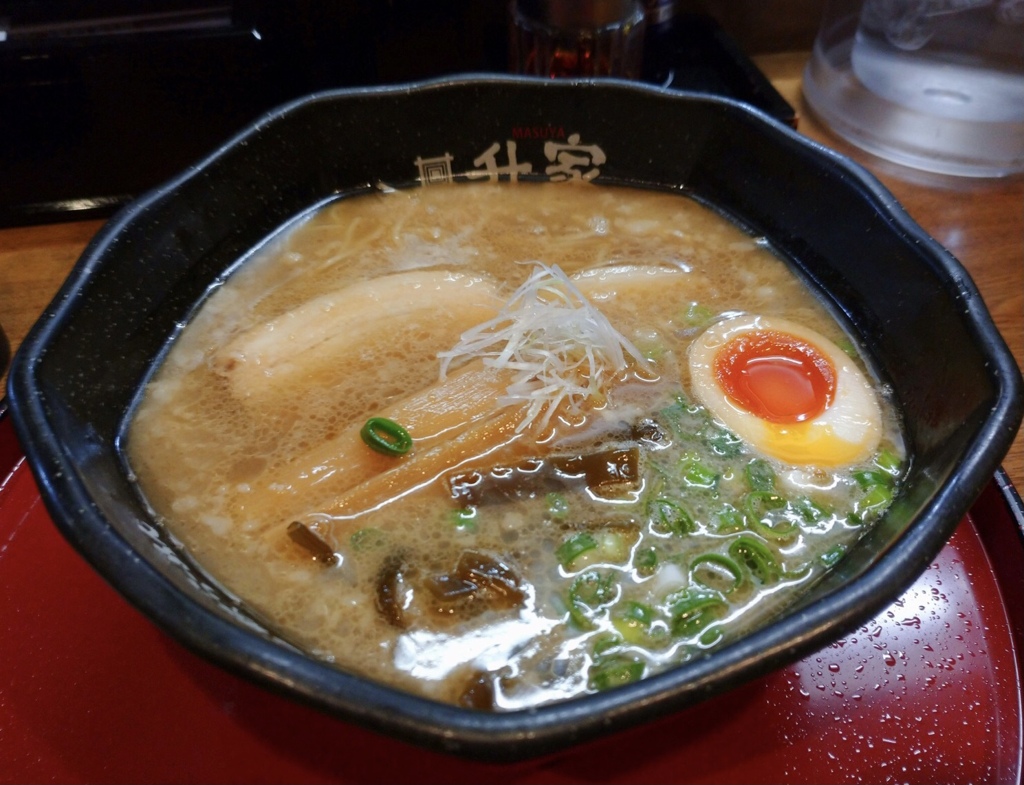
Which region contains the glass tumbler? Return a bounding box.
[803,0,1024,177]
[509,0,647,79]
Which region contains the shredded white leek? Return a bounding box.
[438,263,650,432]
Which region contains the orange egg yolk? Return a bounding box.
[714,330,836,424]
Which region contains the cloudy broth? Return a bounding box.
[128,182,904,710]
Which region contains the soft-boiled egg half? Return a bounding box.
[688,314,882,467]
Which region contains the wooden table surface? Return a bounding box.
[1,52,1021,490]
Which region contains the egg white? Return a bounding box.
[688,314,883,467]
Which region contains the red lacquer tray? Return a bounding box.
[1,404,1021,785]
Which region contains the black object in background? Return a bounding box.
[0,1,794,227]
[0,0,315,227]
[647,13,796,128]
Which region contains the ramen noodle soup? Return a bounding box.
[128,182,905,710]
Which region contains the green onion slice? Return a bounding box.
[744,458,777,491]
[689,553,745,594]
[666,589,728,638]
[588,654,645,692]
[611,601,669,648]
[743,491,798,540]
[634,545,659,576]
[648,497,696,537]
[557,532,599,568]
[728,535,783,584]
[874,448,903,476]
[821,544,846,569]
[698,625,726,648]
[857,484,894,518]
[360,417,413,456]
[567,570,617,629]
[714,504,745,534]
[681,457,718,488]
[853,468,894,490]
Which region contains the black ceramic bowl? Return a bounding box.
[7,76,1022,761]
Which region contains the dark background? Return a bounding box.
[0,0,822,226]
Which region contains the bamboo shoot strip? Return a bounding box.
[308,405,534,535]
[259,362,517,521]
[211,269,503,401]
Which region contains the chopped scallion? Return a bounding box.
[791,496,829,524]
[853,468,893,490]
[858,484,893,515]
[667,589,728,639]
[557,532,599,568]
[714,504,745,534]
[634,545,659,576]
[821,543,847,569]
[744,458,777,492]
[728,535,783,584]
[682,457,719,488]
[698,625,725,647]
[449,507,478,533]
[744,491,798,540]
[588,654,645,691]
[360,417,413,456]
[689,553,745,594]
[591,632,623,658]
[701,423,743,457]
[682,302,714,327]
[874,449,903,476]
[611,601,663,646]
[615,603,670,649]
[572,574,617,631]
[648,497,696,537]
